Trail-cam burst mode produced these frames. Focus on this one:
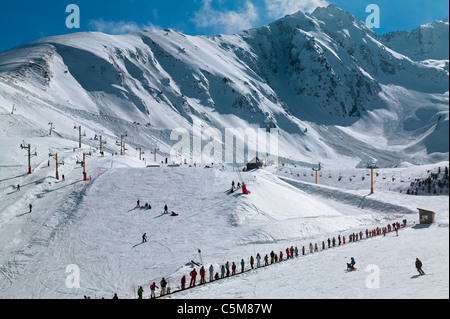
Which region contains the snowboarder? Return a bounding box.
[160,278,167,296]
[415,258,425,275]
[190,268,197,287]
[142,233,147,243]
[150,282,159,298]
[137,286,144,299]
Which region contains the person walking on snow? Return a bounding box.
[150,282,159,298]
[232,262,236,275]
[250,255,255,269]
[415,258,425,275]
[29,203,32,213]
[241,259,245,273]
[142,233,147,243]
[164,204,168,214]
[221,265,225,278]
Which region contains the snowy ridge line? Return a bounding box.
[121,221,411,300]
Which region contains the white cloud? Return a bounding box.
[88,19,159,35]
[192,0,259,35]
[265,0,329,18]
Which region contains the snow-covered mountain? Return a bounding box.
[0,5,448,300]
[0,5,448,168]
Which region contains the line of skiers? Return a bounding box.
[132,219,408,298]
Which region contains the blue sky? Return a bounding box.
[0,0,448,53]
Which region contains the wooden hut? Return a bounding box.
[417,208,436,224]
[246,157,262,171]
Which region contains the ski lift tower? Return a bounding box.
[20,141,37,174]
[312,163,321,184]
[367,162,378,194]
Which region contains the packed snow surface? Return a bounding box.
[0,148,448,299]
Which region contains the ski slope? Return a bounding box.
[0,146,448,299]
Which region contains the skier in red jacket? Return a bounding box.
[200,266,206,284]
[190,268,197,287]
[150,282,159,298]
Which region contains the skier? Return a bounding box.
[150,282,159,298]
[137,286,144,299]
[181,275,186,290]
[160,278,167,296]
[220,265,225,278]
[200,266,206,284]
[209,264,214,282]
[189,268,197,287]
[415,258,425,275]
[142,233,147,243]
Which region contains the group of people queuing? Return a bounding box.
[131,219,408,299]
